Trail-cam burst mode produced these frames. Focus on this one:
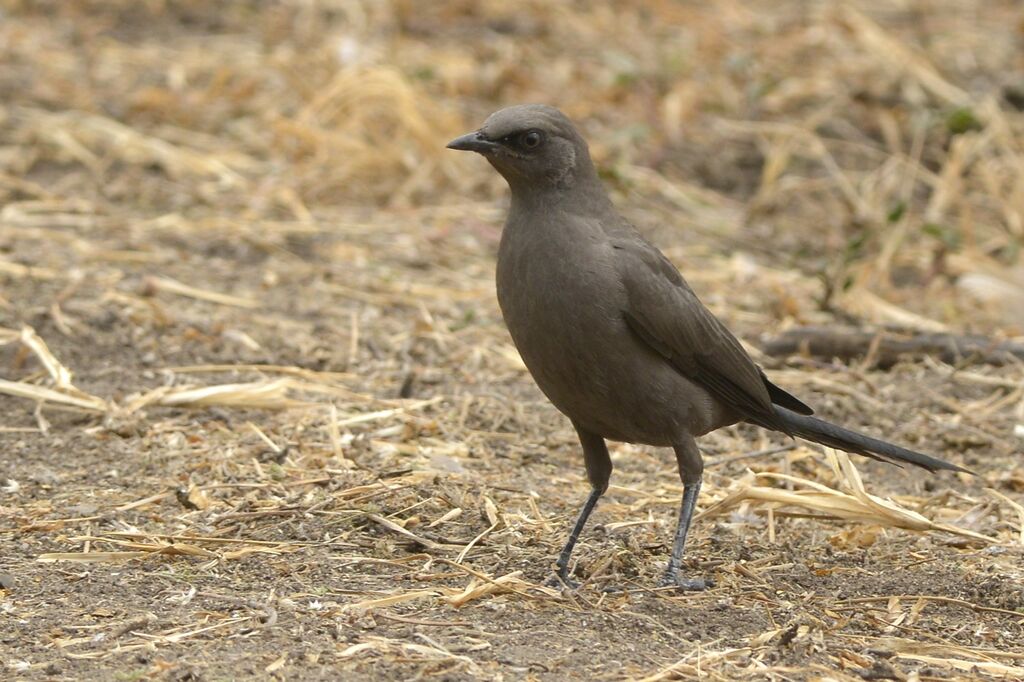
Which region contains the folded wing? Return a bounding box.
[613,236,812,432]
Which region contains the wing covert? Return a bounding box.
[613,237,807,429]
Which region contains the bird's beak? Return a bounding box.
[446,131,498,154]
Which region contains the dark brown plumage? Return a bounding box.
[447,104,966,590]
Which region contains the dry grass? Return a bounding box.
[2,1,1024,680]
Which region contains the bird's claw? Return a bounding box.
[545,572,581,591]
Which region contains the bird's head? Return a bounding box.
[447,104,597,194]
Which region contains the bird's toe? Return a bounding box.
[545,573,581,591]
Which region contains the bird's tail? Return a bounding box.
[772,406,969,473]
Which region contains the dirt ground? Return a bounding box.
[2,1,1024,680]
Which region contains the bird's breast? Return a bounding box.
[496,225,623,358]
[495,224,640,422]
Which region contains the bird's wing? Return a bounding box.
[612,235,811,430]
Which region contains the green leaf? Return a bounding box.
[946,107,982,135]
[887,201,906,223]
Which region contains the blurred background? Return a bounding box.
[3,2,1024,679]
[3,0,1023,333]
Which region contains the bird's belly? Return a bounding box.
[501,285,732,445]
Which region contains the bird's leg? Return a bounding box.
[547,425,611,589]
[550,487,602,588]
[661,439,713,591]
[661,480,710,590]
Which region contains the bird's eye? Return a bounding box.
[520,130,542,149]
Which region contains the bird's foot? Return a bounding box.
[545,571,581,591]
[658,573,714,591]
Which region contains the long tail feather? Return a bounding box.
[772,406,970,474]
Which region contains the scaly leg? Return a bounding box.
[661,438,713,590]
[550,487,603,587]
[547,424,611,588]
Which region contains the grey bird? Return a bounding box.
[447,104,966,590]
